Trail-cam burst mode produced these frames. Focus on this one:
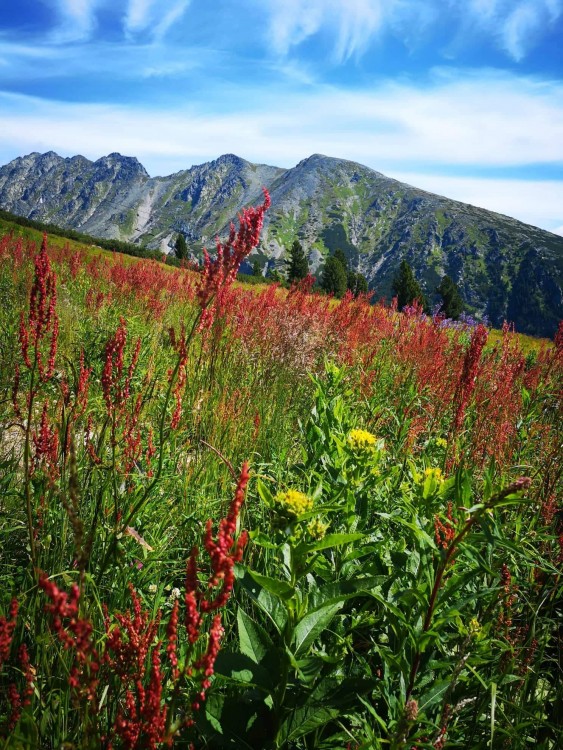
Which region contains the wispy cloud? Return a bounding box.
[1,68,561,169]
[51,0,100,41]
[260,0,562,62]
[0,70,563,168]
[124,0,190,41]
[263,0,398,61]
[124,0,156,34]
[153,1,191,42]
[0,66,561,230]
[466,0,563,60]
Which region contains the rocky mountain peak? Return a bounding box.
[0,150,561,337]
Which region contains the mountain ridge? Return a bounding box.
[1,150,562,337]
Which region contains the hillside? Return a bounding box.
[1,151,562,336]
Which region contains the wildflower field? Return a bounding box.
[0,194,561,749]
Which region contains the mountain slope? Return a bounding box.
[1,151,561,336]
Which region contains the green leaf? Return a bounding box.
[308,576,383,610]
[292,601,344,657]
[247,569,295,600]
[214,651,274,691]
[256,477,275,508]
[203,693,224,735]
[248,530,279,549]
[237,607,273,665]
[307,532,364,552]
[235,565,288,632]
[278,677,377,743]
[278,704,341,744]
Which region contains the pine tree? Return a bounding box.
[392,259,427,310]
[333,248,348,272]
[348,271,369,297]
[506,249,560,336]
[174,233,188,261]
[285,240,309,283]
[321,254,348,298]
[436,275,463,319]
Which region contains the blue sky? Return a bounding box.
[0,0,562,234]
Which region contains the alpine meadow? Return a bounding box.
[1,1,563,748]
[0,192,561,747]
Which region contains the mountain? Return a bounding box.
[1,150,562,337]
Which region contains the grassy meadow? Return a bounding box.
[0,198,561,749]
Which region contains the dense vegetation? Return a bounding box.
[0,208,162,261]
[0,195,561,749]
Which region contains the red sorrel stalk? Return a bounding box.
[97,193,268,578]
[17,235,59,569]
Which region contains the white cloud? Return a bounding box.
[124,0,156,34]
[153,1,191,42]
[1,71,562,168]
[260,0,562,62]
[124,0,190,41]
[51,0,100,41]
[263,0,398,61]
[465,0,563,60]
[141,61,192,78]
[0,69,561,230]
[501,2,543,61]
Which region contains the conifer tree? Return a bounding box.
[285,240,309,283]
[321,254,348,298]
[348,271,369,297]
[392,259,427,310]
[333,248,348,272]
[436,275,463,319]
[174,233,188,261]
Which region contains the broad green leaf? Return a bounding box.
[278,704,341,744]
[235,565,288,632]
[248,530,279,549]
[278,677,377,743]
[214,651,273,691]
[292,601,343,657]
[255,477,275,508]
[308,576,383,610]
[247,569,295,600]
[237,607,273,665]
[307,532,364,552]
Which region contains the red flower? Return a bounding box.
[197,190,270,330]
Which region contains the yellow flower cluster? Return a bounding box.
[469,618,481,637]
[424,467,444,483]
[435,437,448,449]
[307,518,329,540]
[347,428,377,451]
[275,489,313,516]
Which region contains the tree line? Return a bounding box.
[175,232,463,317]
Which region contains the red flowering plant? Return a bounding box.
[31,462,250,747]
[11,234,60,568]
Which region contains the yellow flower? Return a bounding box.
[307,518,329,540]
[419,466,445,499]
[424,467,444,483]
[275,489,314,516]
[469,618,481,637]
[435,437,448,449]
[347,428,378,451]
